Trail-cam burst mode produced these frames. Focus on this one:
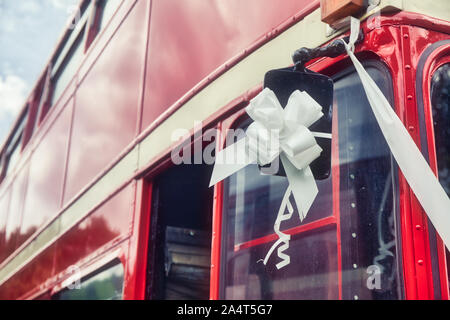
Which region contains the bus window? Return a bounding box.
[336,63,401,300]
[55,261,124,300]
[0,189,12,263]
[430,63,450,284]
[3,111,28,179]
[85,0,123,51]
[146,157,213,300]
[98,0,123,32]
[0,153,3,182]
[430,63,450,197]
[220,62,401,300]
[49,1,92,109]
[22,80,45,147]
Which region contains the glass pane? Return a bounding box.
[6,139,21,177]
[337,65,400,300]
[99,0,122,31]
[52,27,86,106]
[58,262,124,300]
[5,111,26,177]
[225,229,338,299]
[52,1,91,74]
[431,63,450,196]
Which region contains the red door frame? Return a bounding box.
[418,43,450,300]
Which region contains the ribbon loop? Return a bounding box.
[284,90,324,129]
[245,88,285,131]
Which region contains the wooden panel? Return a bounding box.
[320,0,365,25]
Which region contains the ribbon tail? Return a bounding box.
[280,153,318,221]
[209,137,256,187]
[346,47,450,250]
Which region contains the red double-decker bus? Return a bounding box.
[0,0,449,300]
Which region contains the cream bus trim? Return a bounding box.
[0,0,448,288]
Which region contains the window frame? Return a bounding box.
[36,0,91,125]
[217,59,403,300]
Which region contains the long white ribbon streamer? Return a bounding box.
[345,17,450,249]
[263,185,295,269]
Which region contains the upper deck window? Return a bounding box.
[85,0,123,52]
[1,110,28,180]
[50,2,92,107]
[220,62,401,300]
[51,26,86,106]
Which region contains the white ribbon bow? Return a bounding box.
[345,17,450,249]
[210,87,331,268]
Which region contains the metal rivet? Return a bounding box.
[351,203,356,208]
[349,145,354,151]
[408,126,415,132]
[352,233,357,239]
[354,295,359,300]
[350,174,355,180]
[407,95,413,100]
[403,34,409,39]
[415,225,422,231]
[353,264,358,269]
[405,65,411,70]
[418,260,424,266]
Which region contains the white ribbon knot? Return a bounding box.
[210,87,332,269]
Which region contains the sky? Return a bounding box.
[0,0,80,146]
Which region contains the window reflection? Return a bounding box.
[430,62,450,288]
[99,0,123,31]
[56,262,124,300]
[221,62,401,300]
[336,65,400,300]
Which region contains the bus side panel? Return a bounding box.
[0,243,57,300]
[18,99,74,251]
[53,184,134,278]
[141,0,316,130]
[0,183,134,299]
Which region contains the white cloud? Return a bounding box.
[0,74,29,118]
[48,0,80,10]
[18,0,41,14]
